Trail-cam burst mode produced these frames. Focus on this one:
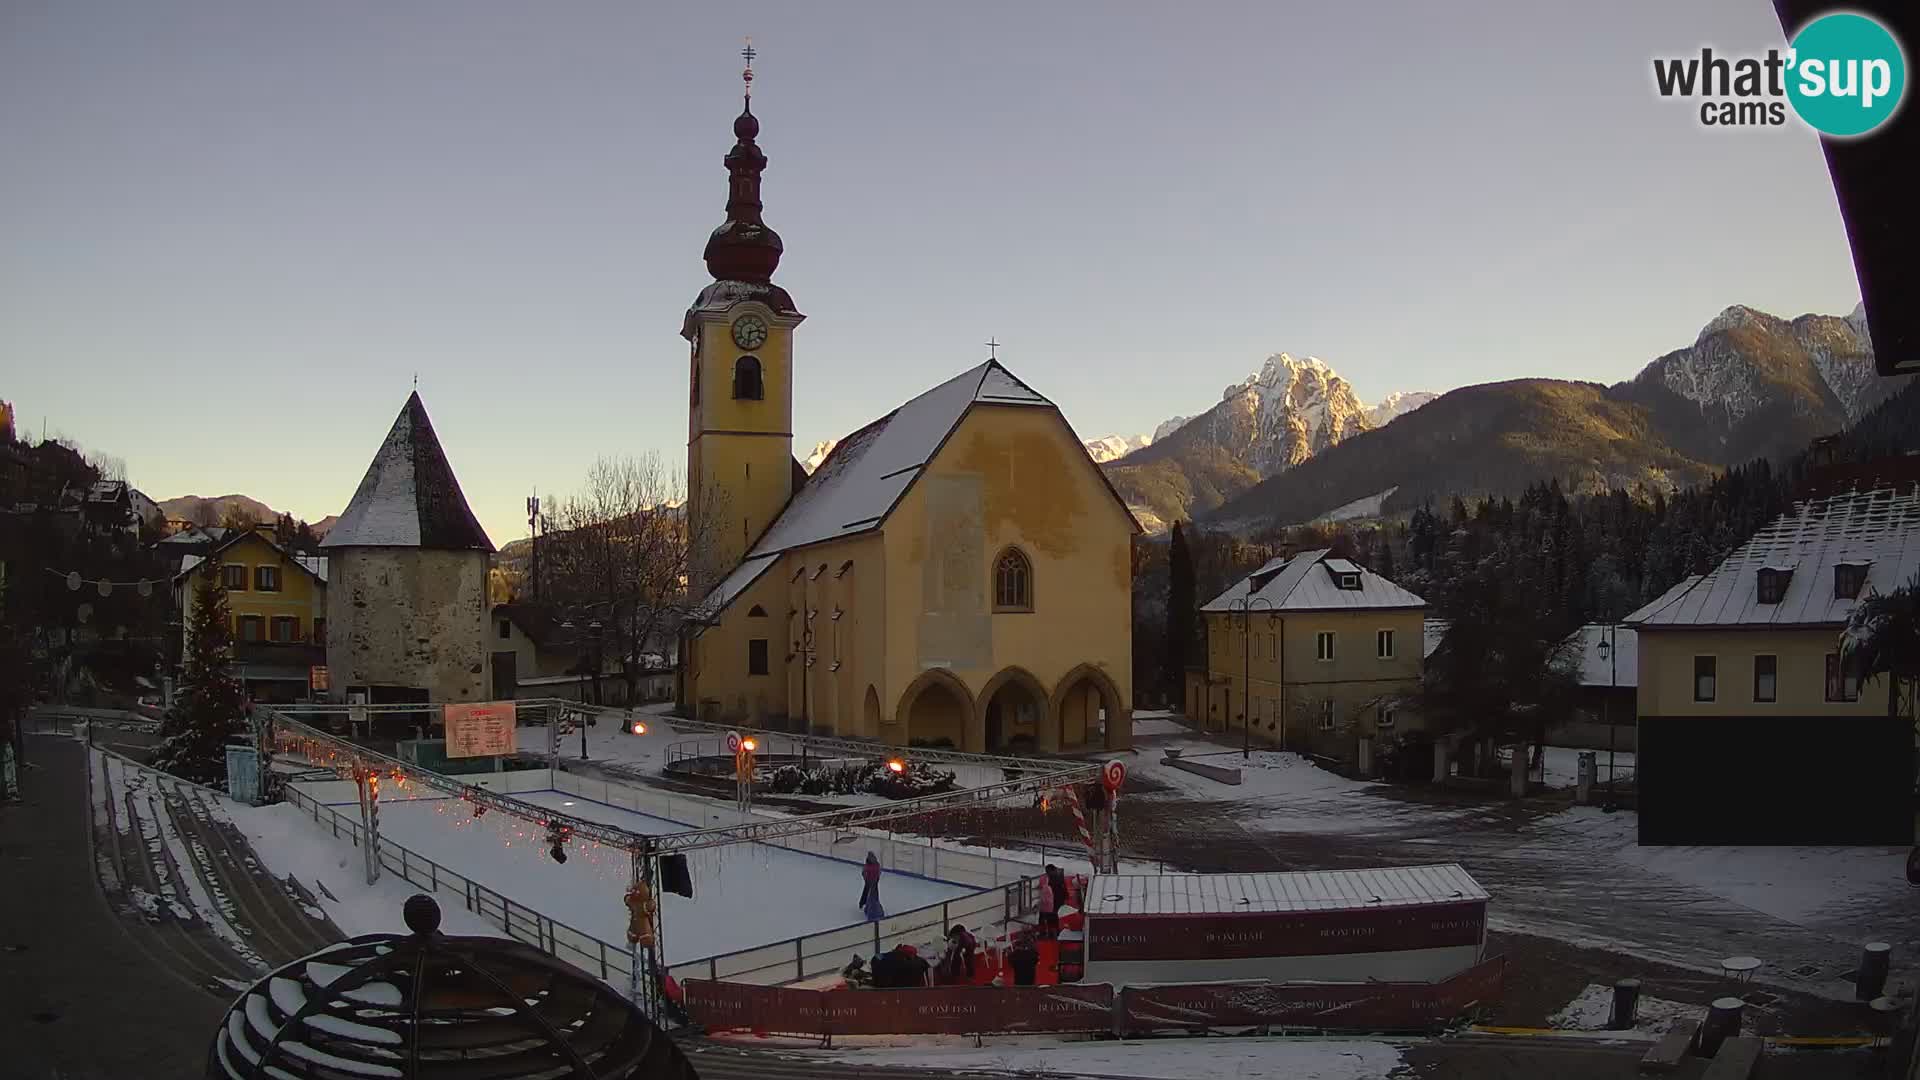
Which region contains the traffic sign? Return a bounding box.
[726,731,741,754]
[1103,759,1127,791]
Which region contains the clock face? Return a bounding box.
[731,315,769,350]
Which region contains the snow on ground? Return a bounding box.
[1547,982,1702,1037]
[797,1034,1407,1079]
[1135,742,1474,835]
[1129,712,1189,738]
[1537,746,1635,788]
[328,789,977,964]
[223,801,504,940]
[1616,840,1911,928]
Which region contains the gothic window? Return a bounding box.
[993,547,1033,611]
[733,355,763,400]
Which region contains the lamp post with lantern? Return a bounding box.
[1228,596,1277,760]
[1596,623,1620,812]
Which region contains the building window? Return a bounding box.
[1267,632,1276,659]
[222,564,248,591]
[1379,704,1397,730]
[1834,563,1868,599]
[1376,629,1395,659]
[314,617,327,642]
[270,616,298,643]
[748,638,769,676]
[1692,656,1717,702]
[1338,572,1360,590]
[1319,700,1337,730]
[238,615,263,642]
[255,565,281,592]
[994,548,1033,611]
[1753,654,1777,703]
[1756,567,1791,604]
[732,355,763,400]
[498,618,512,640]
[1825,652,1862,702]
[1315,631,1335,662]
[747,604,767,618]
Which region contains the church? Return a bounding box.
[677,72,1137,754]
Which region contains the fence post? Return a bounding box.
[600,941,608,979]
[796,939,805,982]
[431,861,438,891]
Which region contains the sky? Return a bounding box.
[0,1,1865,546]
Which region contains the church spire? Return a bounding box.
[703,38,783,284]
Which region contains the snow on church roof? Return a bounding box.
[1625,485,1920,629]
[743,360,1051,559]
[321,392,494,552]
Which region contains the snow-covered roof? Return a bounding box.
[692,554,779,623]
[744,361,1052,560]
[1423,618,1449,659]
[1085,864,1487,916]
[178,550,328,584]
[322,392,494,552]
[1562,624,1637,688]
[1200,549,1426,613]
[1625,486,1920,629]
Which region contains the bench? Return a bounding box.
[1699,1036,1762,1079]
[1639,1019,1698,1073]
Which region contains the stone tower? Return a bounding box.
[321,392,495,707]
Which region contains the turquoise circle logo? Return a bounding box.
[1786,12,1907,137]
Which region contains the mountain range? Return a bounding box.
[1106,302,1898,534]
[156,493,337,537]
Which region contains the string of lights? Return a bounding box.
[41,566,161,597]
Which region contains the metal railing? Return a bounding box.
[278,782,641,986]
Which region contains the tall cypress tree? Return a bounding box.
[1164,521,1196,703]
[154,560,244,786]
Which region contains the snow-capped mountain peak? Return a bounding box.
[801,439,837,474]
[1367,391,1438,428]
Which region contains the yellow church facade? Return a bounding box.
[676,87,1135,753]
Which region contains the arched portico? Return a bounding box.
[976,666,1050,753]
[895,668,977,750]
[1050,663,1130,751]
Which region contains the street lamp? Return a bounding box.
[1228,596,1276,760]
[1596,624,1619,813]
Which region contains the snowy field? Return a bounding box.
[795,1034,1407,1079]
[322,788,979,964]
[1547,982,1702,1037]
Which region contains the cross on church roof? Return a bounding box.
[742,37,755,97]
[986,338,1000,360]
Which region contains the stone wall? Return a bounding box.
[325,547,488,703]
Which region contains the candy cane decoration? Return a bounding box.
[1065,784,1097,860]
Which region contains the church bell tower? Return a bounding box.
[684,43,804,591]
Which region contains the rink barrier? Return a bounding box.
[280,779,1045,991]
[684,955,1506,1038]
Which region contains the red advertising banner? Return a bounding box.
[685,981,1114,1037]
[1117,954,1506,1033]
[1088,900,1486,962]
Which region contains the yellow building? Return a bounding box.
[175,526,327,702]
[1624,485,1917,845]
[1189,550,1427,769]
[677,91,1138,753]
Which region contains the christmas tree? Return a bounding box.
[155,560,244,786]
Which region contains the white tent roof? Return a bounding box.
[1626,486,1920,629]
[1085,864,1487,916]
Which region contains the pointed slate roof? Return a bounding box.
[322,392,494,552]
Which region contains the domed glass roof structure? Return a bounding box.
[207,895,696,1079]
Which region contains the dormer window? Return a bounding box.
[1834,562,1869,600]
[1756,566,1793,604]
[1323,558,1365,591]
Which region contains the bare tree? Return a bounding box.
[541,454,728,703]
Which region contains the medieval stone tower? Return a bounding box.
[321,392,495,707]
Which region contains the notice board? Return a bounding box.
[444,701,516,758]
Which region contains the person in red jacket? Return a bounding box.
[858,851,882,914]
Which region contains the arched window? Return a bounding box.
[733,355,763,400]
[993,547,1033,611]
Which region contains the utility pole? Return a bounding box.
[526,494,541,603]
[1230,596,1273,759]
